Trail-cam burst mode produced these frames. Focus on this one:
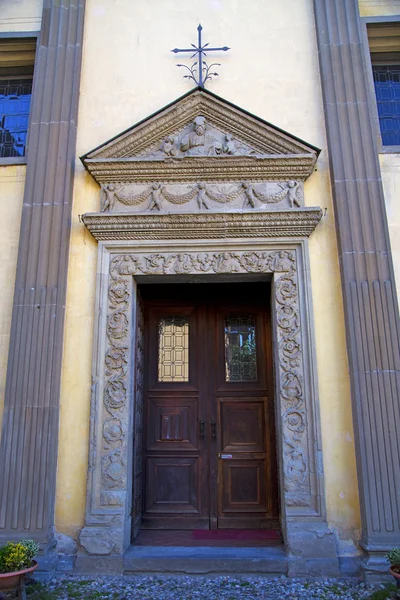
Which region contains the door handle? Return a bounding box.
[199,420,205,439]
[211,420,217,439]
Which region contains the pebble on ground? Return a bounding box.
[22,574,398,600]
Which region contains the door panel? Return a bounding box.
[141,283,279,531]
[145,456,200,513]
[222,459,267,510]
[220,400,265,453]
[146,396,198,451]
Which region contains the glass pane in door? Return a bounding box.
[224,315,257,382]
[158,315,189,382]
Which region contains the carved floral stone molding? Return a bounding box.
[82,209,322,241]
[79,246,318,556]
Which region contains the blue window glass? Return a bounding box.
[373,65,400,146]
[0,78,33,158]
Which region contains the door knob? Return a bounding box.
[211,420,217,439]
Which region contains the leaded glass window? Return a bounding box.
[372,65,400,146]
[225,315,257,382]
[158,315,189,382]
[0,78,33,158]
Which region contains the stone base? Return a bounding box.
[339,556,361,578]
[285,521,340,577]
[362,551,393,585]
[34,548,59,580]
[75,554,124,574]
[123,546,287,575]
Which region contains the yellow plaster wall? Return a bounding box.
[359,0,400,17]
[0,0,42,33]
[0,168,25,430]
[55,0,360,541]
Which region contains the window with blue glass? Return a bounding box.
[0,38,36,159]
[373,65,400,146]
[0,78,33,158]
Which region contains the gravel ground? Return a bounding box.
[21,575,399,600]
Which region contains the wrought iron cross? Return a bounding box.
[171,24,230,88]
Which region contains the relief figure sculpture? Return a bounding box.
[180,116,220,156]
[147,183,164,212]
[278,180,301,208]
[242,182,257,209]
[190,182,210,210]
[101,183,123,212]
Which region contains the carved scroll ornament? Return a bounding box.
[100,250,309,513]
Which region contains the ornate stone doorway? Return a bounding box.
[77,88,340,575]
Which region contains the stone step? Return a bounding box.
[123,545,288,575]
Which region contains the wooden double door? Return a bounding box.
[141,283,279,530]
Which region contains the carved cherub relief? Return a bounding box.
[147,183,164,212]
[100,183,123,212]
[278,180,301,208]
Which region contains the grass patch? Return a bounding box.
[367,583,399,600]
[26,581,58,600]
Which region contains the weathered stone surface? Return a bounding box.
[55,533,78,556]
[123,546,287,575]
[79,529,119,556]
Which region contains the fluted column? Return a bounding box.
[314,0,400,581]
[0,0,86,562]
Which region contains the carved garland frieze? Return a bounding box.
[99,250,310,512]
[100,180,303,213]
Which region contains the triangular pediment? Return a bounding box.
[82,87,319,184]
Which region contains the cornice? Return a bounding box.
[82,208,323,241]
[83,155,316,184]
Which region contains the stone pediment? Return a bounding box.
[81,87,320,184]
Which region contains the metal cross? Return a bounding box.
[171,24,230,88]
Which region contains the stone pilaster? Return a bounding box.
[314,0,400,581]
[0,0,86,566]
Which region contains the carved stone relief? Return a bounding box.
[147,116,255,158]
[79,247,316,557]
[99,180,304,214]
[81,90,319,184]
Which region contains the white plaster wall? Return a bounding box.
[0,0,42,33]
[359,0,400,17]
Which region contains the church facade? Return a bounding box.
[0,0,399,581]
